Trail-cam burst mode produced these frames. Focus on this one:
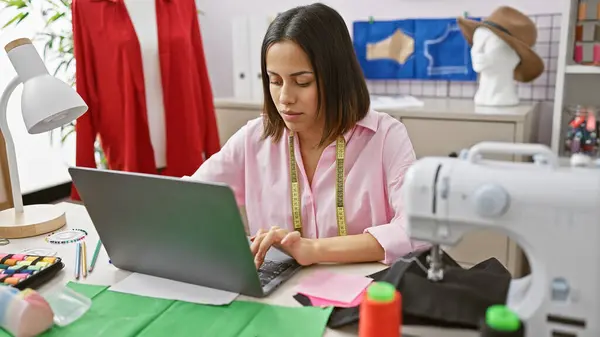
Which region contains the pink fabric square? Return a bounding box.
[296,270,373,304]
[307,289,366,308]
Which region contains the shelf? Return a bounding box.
[565,65,600,74]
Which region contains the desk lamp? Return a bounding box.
[0,38,88,238]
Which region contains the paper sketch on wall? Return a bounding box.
[366,29,415,64]
[424,23,470,76]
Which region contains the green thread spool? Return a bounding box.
[480,305,525,337]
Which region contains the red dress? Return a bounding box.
[71,0,220,199]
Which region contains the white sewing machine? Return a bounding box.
[402,141,600,337]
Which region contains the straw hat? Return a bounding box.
[457,6,544,83]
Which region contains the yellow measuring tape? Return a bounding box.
[288,134,347,236]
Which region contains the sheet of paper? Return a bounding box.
[35,283,332,337]
[296,270,373,304]
[108,272,238,305]
[307,289,366,308]
[370,95,424,109]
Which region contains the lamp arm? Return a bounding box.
[0,76,24,213]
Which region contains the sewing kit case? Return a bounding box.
[0,253,64,290]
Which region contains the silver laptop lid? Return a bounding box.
[68,167,264,297]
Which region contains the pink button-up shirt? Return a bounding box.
[190,109,427,264]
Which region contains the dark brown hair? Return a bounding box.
[260,3,370,146]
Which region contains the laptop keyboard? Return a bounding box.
[258,260,294,287]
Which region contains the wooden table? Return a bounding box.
[5,202,476,337]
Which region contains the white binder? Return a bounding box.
[231,16,252,99]
[248,17,270,101]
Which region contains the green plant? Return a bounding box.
[1,0,107,168]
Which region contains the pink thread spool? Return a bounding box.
[575,43,584,63]
[594,43,600,64]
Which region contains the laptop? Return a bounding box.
[68,167,302,298]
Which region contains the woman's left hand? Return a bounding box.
[250,226,318,268]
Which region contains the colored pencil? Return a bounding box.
[81,241,88,278]
[89,240,102,273]
[75,242,81,280]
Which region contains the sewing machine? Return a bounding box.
[402,141,600,337]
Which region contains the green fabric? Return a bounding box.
[138,300,331,337]
[1,282,332,337]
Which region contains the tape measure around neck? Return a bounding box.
[288,134,347,236]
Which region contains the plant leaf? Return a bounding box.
[61,127,75,143]
[2,12,25,28]
[16,11,29,24]
[47,11,65,24]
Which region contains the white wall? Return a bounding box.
[198,0,565,98]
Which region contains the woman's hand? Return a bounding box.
[250,226,318,268]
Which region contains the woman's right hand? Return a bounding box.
[249,226,319,268]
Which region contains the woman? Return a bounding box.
[190,3,428,268]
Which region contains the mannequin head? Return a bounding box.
[458,7,544,106]
[470,27,520,75]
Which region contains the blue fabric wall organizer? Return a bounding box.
[353,17,482,81]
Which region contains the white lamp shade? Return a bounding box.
[5,38,88,134]
[21,75,88,134]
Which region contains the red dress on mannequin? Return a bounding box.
[71,0,220,200]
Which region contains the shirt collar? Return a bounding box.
[337,109,379,146]
[355,109,378,133]
[329,110,378,146]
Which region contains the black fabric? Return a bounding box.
[293,249,512,330]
